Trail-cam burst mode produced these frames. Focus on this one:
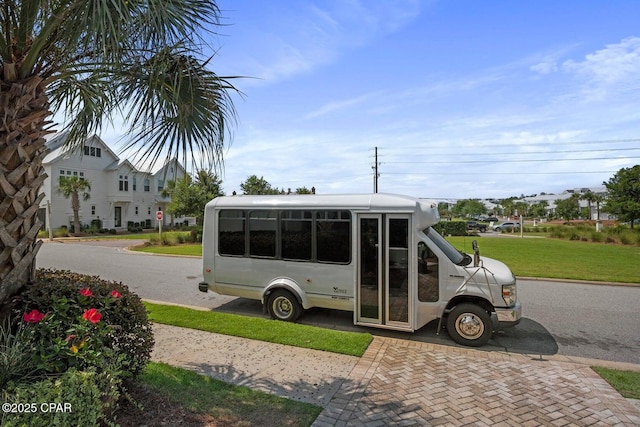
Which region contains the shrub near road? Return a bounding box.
[1,269,153,426]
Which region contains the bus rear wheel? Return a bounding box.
[267,290,302,322]
[446,303,492,347]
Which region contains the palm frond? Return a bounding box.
[118,44,240,172]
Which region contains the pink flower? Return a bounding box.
[110,290,122,299]
[23,309,45,323]
[82,308,102,324]
[65,334,77,342]
[79,288,93,297]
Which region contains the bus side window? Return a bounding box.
[219,210,245,256]
[417,242,438,302]
[316,210,351,264]
[249,211,277,257]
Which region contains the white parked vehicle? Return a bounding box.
[199,193,521,346]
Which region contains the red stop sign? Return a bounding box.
[156,211,163,220]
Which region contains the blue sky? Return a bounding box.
[120,1,640,199]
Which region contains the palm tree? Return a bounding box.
[58,176,91,235]
[581,191,597,220]
[0,1,238,307]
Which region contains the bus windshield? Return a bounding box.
[424,227,472,266]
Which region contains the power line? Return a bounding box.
[382,138,640,151]
[385,155,640,165]
[384,170,618,176]
[383,147,640,159]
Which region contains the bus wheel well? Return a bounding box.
[445,296,493,314]
[264,286,303,306]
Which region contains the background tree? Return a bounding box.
[529,200,549,220]
[498,197,517,218]
[555,194,581,222]
[451,199,487,218]
[58,176,91,235]
[294,187,313,194]
[514,201,529,219]
[164,171,224,225]
[438,203,452,221]
[0,1,239,306]
[581,191,597,220]
[603,165,640,229]
[240,175,282,195]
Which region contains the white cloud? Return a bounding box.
[303,91,386,119]
[229,1,423,86]
[562,37,640,85]
[530,60,558,75]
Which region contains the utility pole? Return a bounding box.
[372,146,380,193]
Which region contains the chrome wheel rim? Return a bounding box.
[455,313,484,339]
[273,296,293,319]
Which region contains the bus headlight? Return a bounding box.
[502,284,517,306]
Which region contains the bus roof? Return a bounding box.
[206,193,440,229]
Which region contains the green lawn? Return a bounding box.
[591,367,640,399]
[448,236,640,283]
[144,302,372,357]
[134,244,202,256]
[141,362,322,426]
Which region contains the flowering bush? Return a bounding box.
[2,366,119,427]
[15,269,154,378]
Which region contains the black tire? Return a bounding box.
[494,227,501,232]
[267,289,302,322]
[446,303,492,347]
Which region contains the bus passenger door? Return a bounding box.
[356,214,411,330]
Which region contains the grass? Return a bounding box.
[591,367,640,399]
[448,236,640,283]
[139,361,322,427]
[144,302,372,357]
[134,244,202,256]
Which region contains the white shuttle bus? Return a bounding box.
[199,193,521,346]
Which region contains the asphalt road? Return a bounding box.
[36,240,640,365]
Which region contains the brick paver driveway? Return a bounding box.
[314,338,640,426]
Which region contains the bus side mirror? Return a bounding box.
[472,240,480,267]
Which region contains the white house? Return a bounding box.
[522,187,611,220]
[38,132,193,232]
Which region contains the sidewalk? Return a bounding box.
[152,323,640,426]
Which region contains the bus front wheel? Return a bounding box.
[267,290,302,322]
[446,303,492,347]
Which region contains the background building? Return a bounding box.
[39,133,193,232]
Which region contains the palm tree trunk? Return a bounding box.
[72,192,81,235]
[0,76,51,308]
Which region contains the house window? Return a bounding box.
[147,207,151,215]
[132,177,137,191]
[157,180,164,192]
[135,206,139,215]
[91,205,96,215]
[119,175,129,191]
[58,170,84,184]
[144,179,150,192]
[83,146,102,158]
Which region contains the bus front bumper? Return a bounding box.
[494,301,522,327]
